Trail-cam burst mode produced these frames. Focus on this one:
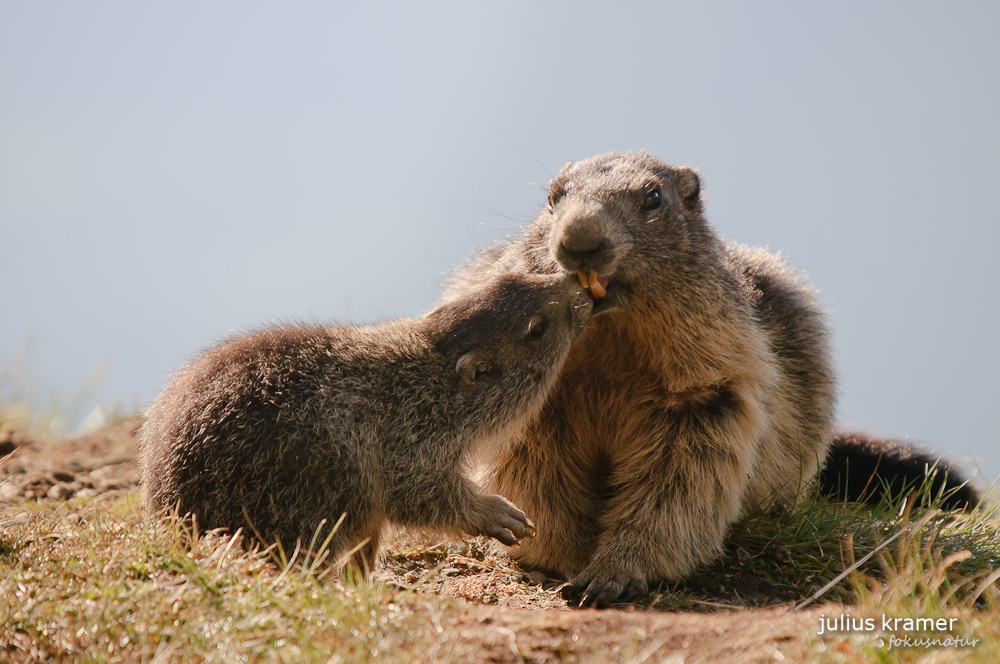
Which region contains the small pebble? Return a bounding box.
[3,512,31,526]
[0,483,21,501]
[47,483,75,500]
[527,571,548,586]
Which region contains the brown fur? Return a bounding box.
[139,272,592,570]
[440,151,835,605]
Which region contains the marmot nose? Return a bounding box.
[557,231,606,271]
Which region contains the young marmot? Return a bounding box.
[140,272,592,570]
[441,151,977,607]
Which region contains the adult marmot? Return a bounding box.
[442,151,976,606]
[140,272,592,570]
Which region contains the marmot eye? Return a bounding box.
[547,192,563,213]
[642,188,661,210]
[527,316,548,340]
[547,183,567,212]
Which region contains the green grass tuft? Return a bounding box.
[647,477,1000,614]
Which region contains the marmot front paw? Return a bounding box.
[475,494,536,546]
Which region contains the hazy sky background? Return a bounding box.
[2,3,998,484]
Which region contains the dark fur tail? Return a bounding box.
[818,431,980,510]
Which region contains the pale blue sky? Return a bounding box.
[2,2,998,483]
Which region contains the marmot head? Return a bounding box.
[542,151,711,310]
[423,272,592,431]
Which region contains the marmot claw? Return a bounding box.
[560,568,648,609]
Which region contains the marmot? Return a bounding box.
[441,151,977,607]
[139,272,592,570]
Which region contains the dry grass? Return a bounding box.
[4,487,1000,663]
[3,415,1000,662]
[0,494,448,663]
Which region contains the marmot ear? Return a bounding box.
[456,352,491,381]
[555,161,574,178]
[675,167,701,212]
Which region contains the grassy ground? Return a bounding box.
[1,493,440,662]
[1,421,999,662]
